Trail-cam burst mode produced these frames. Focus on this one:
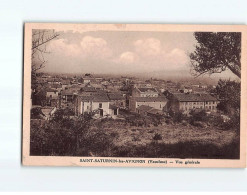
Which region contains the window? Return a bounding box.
[99,103,102,108]
[209,106,211,109]
[87,106,89,109]
[160,104,161,108]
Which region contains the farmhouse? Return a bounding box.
[129,96,168,112]
[129,87,168,112]
[46,89,59,98]
[167,92,219,112]
[107,92,126,109]
[74,93,119,117]
[132,87,159,97]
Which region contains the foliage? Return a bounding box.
[153,133,162,141]
[213,79,240,115]
[190,32,241,78]
[30,110,95,156]
[30,107,45,119]
[169,110,186,123]
[189,109,208,127]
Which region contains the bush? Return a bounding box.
[189,110,208,122]
[153,133,162,141]
[172,112,186,123]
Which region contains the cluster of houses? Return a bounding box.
[31,73,220,120]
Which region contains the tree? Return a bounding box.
[32,29,59,73]
[213,79,240,115]
[190,32,241,78]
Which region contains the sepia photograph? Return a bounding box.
[22,23,247,167]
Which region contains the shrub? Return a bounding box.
[172,112,186,123]
[153,133,162,141]
[189,110,208,122]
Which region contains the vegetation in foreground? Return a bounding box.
[30,106,240,159]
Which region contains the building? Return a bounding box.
[61,80,71,90]
[129,87,168,112]
[132,87,159,97]
[129,96,168,112]
[107,92,126,109]
[74,93,118,117]
[49,84,63,93]
[167,92,219,112]
[82,75,95,84]
[46,89,59,99]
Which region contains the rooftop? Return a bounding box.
[107,93,125,100]
[133,96,168,102]
[172,93,218,102]
[137,87,158,93]
[79,93,109,102]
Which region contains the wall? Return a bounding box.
[136,101,167,111]
[46,91,58,98]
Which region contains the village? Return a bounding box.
[30,72,241,159]
[31,73,220,121]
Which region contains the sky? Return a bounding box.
[38,30,237,80]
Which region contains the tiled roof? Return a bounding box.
[107,93,125,100]
[79,94,109,102]
[61,90,76,95]
[81,87,97,92]
[172,93,218,102]
[134,96,167,102]
[137,87,158,93]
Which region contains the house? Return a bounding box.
[49,84,63,93]
[82,75,95,84]
[61,80,71,90]
[107,92,126,109]
[132,87,159,97]
[61,89,76,102]
[74,93,118,117]
[129,96,168,112]
[46,89,59,99]
[129,87,168,112]
[167,92,219,112]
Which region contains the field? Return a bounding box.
[89,117,240,159]
[30,109,240,159]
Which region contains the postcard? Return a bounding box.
[22,23,247,167]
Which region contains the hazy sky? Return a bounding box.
[40,30,237,79]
